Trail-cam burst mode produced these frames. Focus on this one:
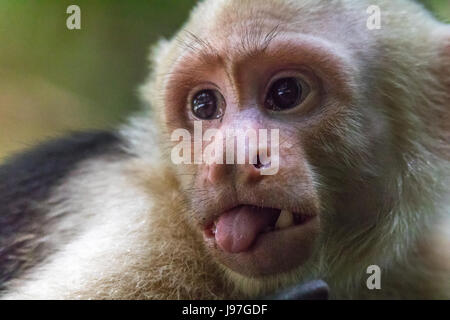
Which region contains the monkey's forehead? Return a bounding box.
[164,1,366,80]
[179,0,369,53]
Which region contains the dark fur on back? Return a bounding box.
[0,131,126,290]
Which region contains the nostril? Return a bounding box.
[254,154,270,169]
[254,154,263,169]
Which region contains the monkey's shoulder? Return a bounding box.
[0,130,126,216]
[0,130,127,288]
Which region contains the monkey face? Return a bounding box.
[166,66,323,276]
[155,0,390,279]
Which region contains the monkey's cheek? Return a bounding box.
[203,216,320,277]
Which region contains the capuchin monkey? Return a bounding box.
[0,0,449,299]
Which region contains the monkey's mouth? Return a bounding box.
[204,205,314,254]
[203,205,319,276]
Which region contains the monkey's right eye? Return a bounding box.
[191,89,225,120]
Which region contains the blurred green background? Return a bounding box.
[0,0,449,160]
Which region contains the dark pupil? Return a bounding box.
[192,90,217,119]
[267,77,301,110]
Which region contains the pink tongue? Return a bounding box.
[215,206,279,253]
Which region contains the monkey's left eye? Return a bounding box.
[191,89,225,120]
[265,77,310,111]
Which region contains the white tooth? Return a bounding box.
[275,210,294,230]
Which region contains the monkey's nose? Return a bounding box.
[245,163,265,182]
[239,152,271,183]
[254,153,271,169]
[206,153,269,185]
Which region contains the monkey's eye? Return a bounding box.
[265,77,309,111]
[191,89,225,120]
